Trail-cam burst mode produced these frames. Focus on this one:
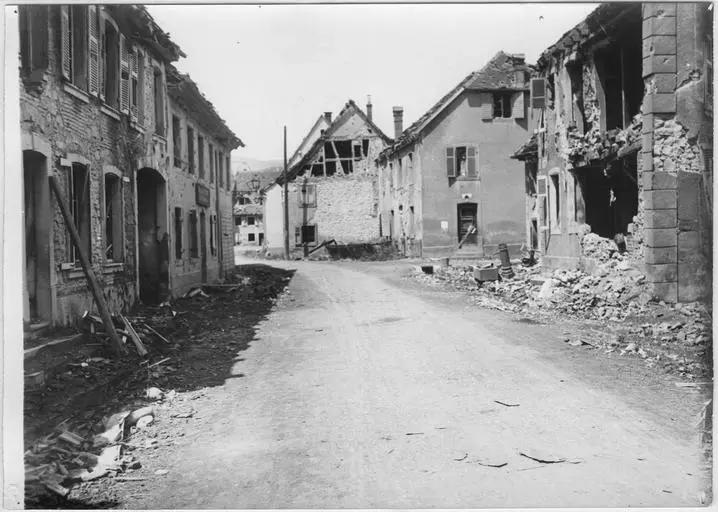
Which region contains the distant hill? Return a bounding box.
[231,157,283,174]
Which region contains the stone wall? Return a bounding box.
[641,2,711,302]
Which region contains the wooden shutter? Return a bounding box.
[137,50,144,125]
[88,5,99,95]
[512,91,525,119]
[479,92,493,120]
[60,6,71,79]
[467,147,477,178]
[130,47,138,121]
[530,78,546,109]
[120,34,130,113]
[446,147,456,178]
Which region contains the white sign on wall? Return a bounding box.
[440,221,449,232]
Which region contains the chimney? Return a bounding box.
[324,112,332,123]
[392,106,404,139]
[366,95,373,122]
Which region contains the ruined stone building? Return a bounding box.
[19,4,242,327]
[512,2,712,302]
[377,52,530,259]
[263,99,391,256]
[233,202,264,246]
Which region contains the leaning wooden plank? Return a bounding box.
[143,323,170,344]
[119,315,148,357]
[49,176,126,356]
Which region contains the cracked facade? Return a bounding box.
[20,5,242,326]
[264,100,392,256]
[513,2,712,303]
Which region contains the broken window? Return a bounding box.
[103,19,120,108]
[353,141,363,160]
[575,154,638,239]
[67,163,91,264]
[174,207,183,259]
[323,140,354,176]
[300,183,316,207]
[104,173,123,262]
[198,135,205,178]
[188,210,198,258]
[172,116,182,167]
[493,93,512,118]
[247,216,255,225]
[446,146,477,178]
[19,5,48,83]
[153,68,165,136]
[594,19,642,131]
[566,61,585,132]
[248,233,255,242]
[362,139,370,158]
[187,126,195,173]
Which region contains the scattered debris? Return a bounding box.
[453,453,468,462]
[519,451,567,464]
[405,432,424,436]
[477,460,508,468]
[154,469,169,476]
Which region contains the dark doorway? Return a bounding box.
[258,232,264,245]
[200,211,207,283]
[457,203,478,245]
[23,150,52,323]
[137,168,168,304]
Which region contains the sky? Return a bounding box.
[147,3,599,165]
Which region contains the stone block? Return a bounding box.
[643,13,678,36]
[642,189,677,209]
[644,209,677,228]
[643,55,677,76]
[652,74,678,94]
[645,245,677,264]
[641,151,654,171]
[644,227,678,247]
[641,132,654,153]
[649,281,678,303]
[643,3,678,18]
[645,263,678,282]
[677,172,701,220]
[678,230,702,260]
[643,93,677,114]
[642,114,654,134]
[643,171,677,191]
[678,260,710,302]
[643,35,677,56]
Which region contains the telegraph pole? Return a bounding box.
[283,126,290,260]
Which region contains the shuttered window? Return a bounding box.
[60,6,88,89]
[447,146,478,178]
[130,47,141,122]
[530,78,547,109]
[88,5,100,95]
[119,34,130,113]
[102,20,120,108]
[446,147,455,177]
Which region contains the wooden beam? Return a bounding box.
[120,314,148,357]
[49,176,126,356]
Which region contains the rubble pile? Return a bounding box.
[567,115,641,166]
[415,255,712,378]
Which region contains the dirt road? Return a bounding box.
[120,259,709,508]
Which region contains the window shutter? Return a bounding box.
[130,47,138,121]
[120,34,130,113]
[512,91,525,119]
[295,226,301,244]
[530,78,547,109]
[467,147,477,178]
[88,5,99,95]
[137,51,144,125]
[60,6,71,80]
[480,92,493,120]
[446,147,456,178]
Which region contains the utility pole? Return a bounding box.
[283,126,290,260]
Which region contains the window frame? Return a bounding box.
[492,92,513,118]
[174,207,183,260]
[446,145,478,179]
[65,161,92,266]
[300,183,317,207]
[102,171,124,263]
[188,209,198,258]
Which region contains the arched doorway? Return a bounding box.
[23,150,52,322]
[137,168,168,304]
